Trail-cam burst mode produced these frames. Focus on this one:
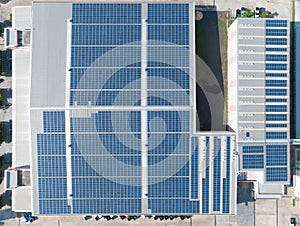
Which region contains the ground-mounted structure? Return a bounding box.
[228,18,290,197]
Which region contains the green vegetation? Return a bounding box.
[0,155,3,185]
[9,13,12,22]
[0,195,3,209]
[0,91,3,106]
[242,10,254,18]
[293,198,296,206]
[0,123,3,145]
[259,11,271,18]
[293,0,296,22]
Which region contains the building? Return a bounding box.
[7,1,237,216]
[228,18,290,198]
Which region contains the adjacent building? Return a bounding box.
[228,18,290,197]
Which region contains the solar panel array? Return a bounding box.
[35,3,235,215]
[37,111,70,214]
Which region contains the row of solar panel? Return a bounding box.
[71,133,189,156]
[70,111,189,133]
[72,4,189,25]
[70,90,190,106]
[213,138,221,211]
[70,68,190,90]
[71,155,191,177]
[242,145,287,169]
[72,24,189,45]
[70,46,189,68]
[222,137,231,213]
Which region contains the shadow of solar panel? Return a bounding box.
[72,177,141,199]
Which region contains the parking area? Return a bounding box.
[197,0,292,20]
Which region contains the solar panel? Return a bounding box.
[35,2,228,216]
[222,137,231,213]
[202,136,210,214]
[266,167,288,181]
[266,145,287,166]
[242,154,264,169]
[191,137,199,199]
[213,138,221,211]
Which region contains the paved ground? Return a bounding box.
[197,0,292,20]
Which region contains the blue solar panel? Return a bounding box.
[266,145,287,166]
[71,46,141,68]
[38,156,67,177]
[148,177,189,198]
[148,4,189,24]
[147,68,190,89]
[71,111,141,133]
[72,155,141,177]
[148,134,189,155]
[148,46,189,68]
[266,132,287,139]
[191,137,198,199]
[242,146,264,153]
[72,24,141,45]
[222,137,231,213]
[266,167,288,181]
[148,111,189,133]
[213,138,221,211]
[70,90,141,106]
[148,199,199,214]
[70,68,141,90]
[37,134,66,155]
[202,136,210,213]
[148,91,190,106]
[72,4,141,24]
[71,134,141,155]
[38,178,67,198]
[43,111,65,133]
[148,25,189,45]
[266,20,287,27]
[242,155,264,169]
[73,199,141,214]
[72,177,141,198]
[39,200,70,214]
